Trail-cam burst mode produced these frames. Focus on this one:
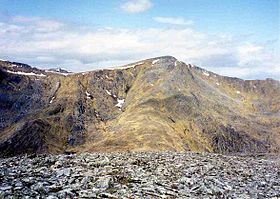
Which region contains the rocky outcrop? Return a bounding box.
[0,56,279,156]
[0,119,50,157]
[211,125,269,153]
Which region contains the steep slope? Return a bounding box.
[0,56,279,157]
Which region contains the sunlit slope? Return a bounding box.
[0,56,279,157]
[83,56,280,153]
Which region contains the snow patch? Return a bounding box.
[117,62,144,69]
[150,83,154,86]
[86,91,92,99]
[5,70,46,77]
[106,90,112,96]
[175,60,182,67]
[203,71,210,76]
[152,59,160,65]
[49,97,55,104]
[236,91,241,94]
[115,99,125,109]
[216,82,220,86]
[47,70,69,76]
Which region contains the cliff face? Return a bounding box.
[0,56,279,157]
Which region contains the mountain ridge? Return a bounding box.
[1,56,278,81]
[0,56,279,157]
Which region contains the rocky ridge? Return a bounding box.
[0,56,279,156]
[0,152,279,198]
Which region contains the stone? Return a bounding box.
[57,188,75,198]
[21,177,34,185]
[48,185,62,192]
[0,152,279,198]
[95,176,113,189]
[0,186,12,191]
[56,168,71,177]
[81,176,91,189]
[46,196,59,199]
[31,182,48,194]
[99,192,118,198]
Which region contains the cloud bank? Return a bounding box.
[0,16,279,79]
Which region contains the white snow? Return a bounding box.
[236,90,241,94]
[106,90,112,96]
[113,94,117,98]
[105,74,109,79]
[174,60,182,67]
[150,83,154,86]
[5,70,46,77]
[216,82,220,86]
[117,62,144,69]
[86,91,92,99]
[115,99,125,109]
[152,59,160,65]
[49,97,55,104]
[203,71,210,76]
[46,70,70,76]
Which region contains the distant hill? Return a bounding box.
[0,56,279,157]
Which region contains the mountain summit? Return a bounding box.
[0,56,279,157]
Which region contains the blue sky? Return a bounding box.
[0,0,279,79]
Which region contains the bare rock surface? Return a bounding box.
[0,152,279,198]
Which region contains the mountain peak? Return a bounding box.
[151,55,177,60]
[0,57,279,157]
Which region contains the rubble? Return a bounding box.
[0,152,279,198]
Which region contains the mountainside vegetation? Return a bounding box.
[0,56,279,157]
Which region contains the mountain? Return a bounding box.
[0,56,279,157]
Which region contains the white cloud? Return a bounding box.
[154,17,193,25]
[0,16,279,80]
[121,0,152,13]
[12,16,40,23]
[237,43,264,66]
[11,16,64,32]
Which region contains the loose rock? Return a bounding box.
[0,152,279,198]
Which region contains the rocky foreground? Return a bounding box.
[0,152,279,199]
